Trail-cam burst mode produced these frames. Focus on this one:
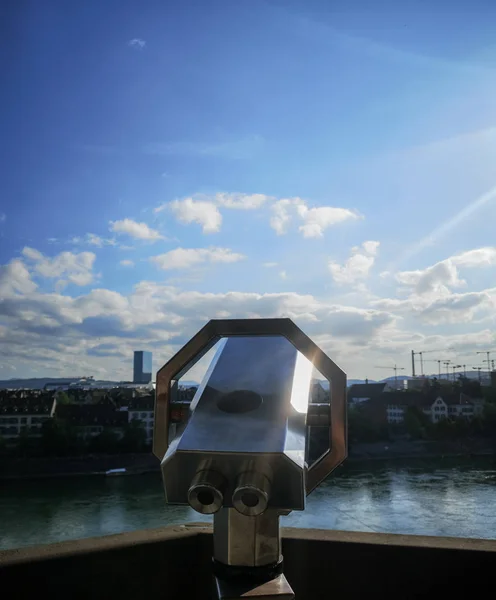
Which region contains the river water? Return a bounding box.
[2,459,496,550]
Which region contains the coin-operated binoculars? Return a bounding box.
[153,319,347,599]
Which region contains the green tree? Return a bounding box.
[432,417,456,440]
[483,402,496,434]
[17,428,36,457]
[120,420,147,453]
[348,405,386,443]
[483,387,496,405]
[41,418,82,456]
[89,428,120,454]
[469,415,484,436]
[404,408,423,439]
[453,417,470,439]
[55,391,73,405]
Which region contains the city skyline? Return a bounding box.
[1,1,496,382]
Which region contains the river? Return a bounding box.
[1,459,496,550]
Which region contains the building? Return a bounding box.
[348,382,387,405]
[0,394,56,440]
[128,396,155,445]
[311,381,329,404]
[56,403,128,440]
[405,377,430,391]
[382,391,480,425]
[133,351,153,384]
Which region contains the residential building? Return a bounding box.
[444,393,481,419]
[56,403,128,439]
[382,391,426,424]
[311,381,329,404]
[133,351,153,384]
[178,386,197,402]
[382,391,479,425]
[348,382,387,405]
[0,395,56,440]
[406,378,429,391]
[427,396,449,423]
[128,396,155,445]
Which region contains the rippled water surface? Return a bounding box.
[2,460,496,550]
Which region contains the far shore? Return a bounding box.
[1,442,494,482]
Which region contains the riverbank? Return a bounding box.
[1,438,495,481]
[0,453,160,481]
[349,438,495,461]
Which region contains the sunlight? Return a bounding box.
[392,183,496,270]
[290,351,314,414]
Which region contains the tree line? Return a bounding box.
[0,417,149,458]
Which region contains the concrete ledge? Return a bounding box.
[0,523,210,566]
[2,523,495,566]
[280,526,496,552]
[2,525,496,599]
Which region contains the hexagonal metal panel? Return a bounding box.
[153,318,347,494]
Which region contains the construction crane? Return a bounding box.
[473,366,483,383]
[411,348,454,377]
[433,359,443,379]
[442,360,452,380]
[375,365,406,388]
[456,364,479,378]
[417,358,438,378]
[476,350,495,374]
[451,364,462,380]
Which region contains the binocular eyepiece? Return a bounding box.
[187,470,226,515]
[187,469,271,517]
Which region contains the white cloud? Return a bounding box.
[0,270,399,381]
[362,240,380,255]
[263,262,278,268]
[270,198,302,235]
[396,260,465,296]
[128,38,146,49]
[72,233,116,247]
[0,259,37,296]
[279,270,288,280]
[21,247,96,288]
[151,247,245,270]
[120,260,134,267]
[420,289,496,324]
[373,286,496,326]
[110,219,163,241]
[87,234,116,247]
[165,198,222,234]
[297,205,361,238]
[394,246,496,298]
[9,244,496,380]
[329,241,380,285]
[215,192,270,209]
[451,247,496,267]
[372,246,496,326]
[3,240,496,383]
[0,213,6,223]
[156,192,358,237]
[270,197,360,237]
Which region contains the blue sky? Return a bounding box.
[1,0,496,382]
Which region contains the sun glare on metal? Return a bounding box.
[290,351,314,414]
